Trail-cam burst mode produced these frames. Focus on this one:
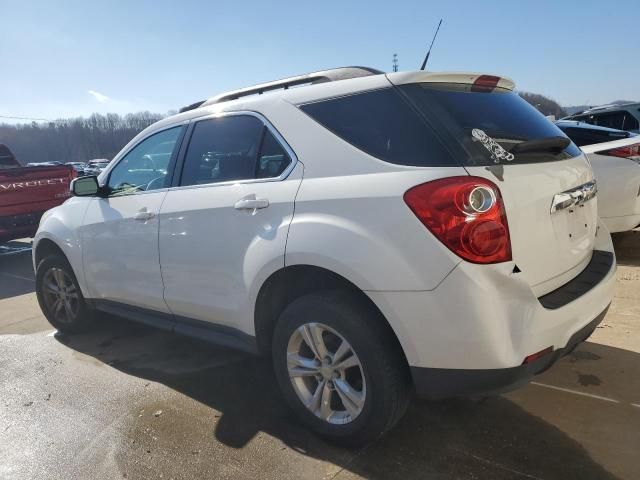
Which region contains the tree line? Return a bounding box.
[1,91,566,166]
[519,92,567,118]
[0,112,171,165]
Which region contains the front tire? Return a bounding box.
[272,291,410,446]
[36,254,95,334]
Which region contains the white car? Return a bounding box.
[33,67,616,445]
[557,120,640,232]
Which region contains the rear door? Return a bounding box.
[159,113,302,335]
[393,76,598,295]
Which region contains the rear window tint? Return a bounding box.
[399,83,582,166]
[557,125,630,147]
[299,88,456,167]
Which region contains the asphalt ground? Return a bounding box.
[0,231,638,480]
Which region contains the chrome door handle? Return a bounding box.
[134,209,155,221]
[234,198,269,211]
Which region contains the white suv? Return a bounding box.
[34,67,616,445]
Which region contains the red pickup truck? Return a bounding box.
[0,144,76,244]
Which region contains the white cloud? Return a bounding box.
[87,90,110,103]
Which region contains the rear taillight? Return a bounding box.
[404,176,512,264]
[599,143,640,163]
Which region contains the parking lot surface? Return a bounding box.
[1,232,639,480]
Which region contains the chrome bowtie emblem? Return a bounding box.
[550,180,597,213]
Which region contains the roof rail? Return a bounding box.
[584,104,615,112]
[179,100,206,113]
[579,102,638,115]
[200,66,383,107]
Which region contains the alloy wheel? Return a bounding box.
[41,267,79,324]
[287,322,366,424]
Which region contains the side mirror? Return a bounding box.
[71,176,100,197]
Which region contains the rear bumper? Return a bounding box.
[410,304,609,400]
[366,220,616,398]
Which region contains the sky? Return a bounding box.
[0,0,638,122]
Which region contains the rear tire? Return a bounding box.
[272,290,410,446]
[36,254,95,334]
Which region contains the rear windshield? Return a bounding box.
[300,84,581,167]
[557,124,631,147]
[399,83,582,166]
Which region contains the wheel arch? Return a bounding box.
[253,264,409,369]
[33,235,89,298]
[34,237,66,267]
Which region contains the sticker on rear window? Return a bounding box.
[471,129,515,164]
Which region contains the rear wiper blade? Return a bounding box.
[510,136,570,154]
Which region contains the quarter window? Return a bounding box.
[256,129,291,178]
[107,127,183,196]
[300,88,456,167]
[180,115,291,186]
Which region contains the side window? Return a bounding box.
[623,112,639,131]
[180,115,291,186]
[107,127,182,196]
[593,111,626,130]
[300,88,456,167]
[256,130,291,178]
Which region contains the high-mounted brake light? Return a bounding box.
[404,176,512,264]
[471,75,501,93]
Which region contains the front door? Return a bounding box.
[81,126,184,311]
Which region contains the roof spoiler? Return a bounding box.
[386,71,515,91]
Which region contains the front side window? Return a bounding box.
[180,115,291,186]
[107,126,183,196]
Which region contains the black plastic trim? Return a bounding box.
[92,300,258,354]
[538,250,614,310]
[411,304,609,400]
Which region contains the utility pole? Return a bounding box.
[392,53,399,72]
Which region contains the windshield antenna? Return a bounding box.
[420,19,443,71]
